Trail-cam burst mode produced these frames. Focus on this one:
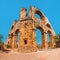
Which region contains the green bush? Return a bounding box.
[54,34,60,47]
[6,44,10,48]
[0,34,4,50]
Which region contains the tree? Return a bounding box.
[0,34,4,50]
[0,34,3,43]
[54,34,60,47]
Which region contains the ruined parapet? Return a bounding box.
[29,6,56,48]
[6,6,56,52]
[20,8,27,20]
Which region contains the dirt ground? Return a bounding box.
[0,48,60,60]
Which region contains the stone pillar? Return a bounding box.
[12,33,17,48]
[42,32,48,49]
[32,20,37,48]
[20,8,27,20]
[50,34,54,48]
[32,29,37,47]
[9,35,12,48]
[7,35,12,48]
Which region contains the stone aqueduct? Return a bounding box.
[7,6,56,51]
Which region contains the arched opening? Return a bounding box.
[35,11,41,19]
[16,32,20,47]
[47,33,50,48]
[24,40,27,44]
[36,27,43,49]
[35,14,41,19]
[35,10,44,19]
[46,24,51,29]
[36,29,42,44]
[15,29,20,48]
[11,33,13,37]
[23,38,28,45]
[47,30,52,48]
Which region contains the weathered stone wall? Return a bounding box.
[6,6,56,52]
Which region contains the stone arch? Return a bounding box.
[6,6,56,51]
[47,30,51,48]
[11,33,13,37]
[47,30,52,34]
[35,10,41,19]
[35,10,44,19]
[15,29,20,48]
[36,26,44,48]
[37,27,44,32]
[36,28,42,49]
[47,30,54,48]
[30,6,45,21]
[46,24,51,29]
[15,29,20,34]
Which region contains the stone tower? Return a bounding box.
[6,6,56,52]
[18,8,37,52]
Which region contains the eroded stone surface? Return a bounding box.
[6,6,56,52]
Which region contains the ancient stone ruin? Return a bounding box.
[6,6,56,52]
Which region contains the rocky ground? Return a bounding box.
[0,48,60,60]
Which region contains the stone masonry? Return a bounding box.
[6,6,56,52]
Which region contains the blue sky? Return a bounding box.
[0,0,60,43]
